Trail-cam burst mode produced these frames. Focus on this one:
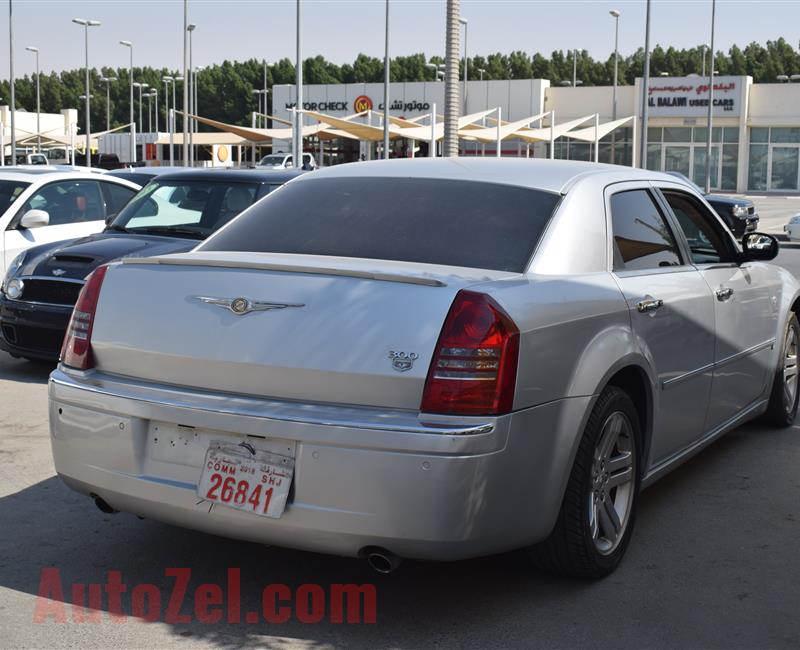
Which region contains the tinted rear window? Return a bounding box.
[201,177,560,272]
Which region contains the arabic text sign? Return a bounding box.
[646,76,743,117]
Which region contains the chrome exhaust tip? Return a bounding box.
[361,546,402,574]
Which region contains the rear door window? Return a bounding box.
[19,180,106,225]
[200,177,562,272]
[101,182,138,216]
[610,189,683,271]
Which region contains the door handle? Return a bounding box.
[636,298,664,314]
[715,287,734,302]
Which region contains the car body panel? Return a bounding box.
[0,169,141,272]
[47,158,800,561]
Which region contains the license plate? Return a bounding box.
[197,442,295,519]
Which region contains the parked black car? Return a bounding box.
[666,172,758,237]
[0,168,306,362]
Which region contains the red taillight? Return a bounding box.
[421,290,520,416]
[60,265,109,370]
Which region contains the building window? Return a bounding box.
[747,127,800,192]
[748,143,769,191]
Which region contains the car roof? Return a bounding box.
[299,158,680,194]
[0,168,125,183]
[107,166,193,178]
[138,168,309,183]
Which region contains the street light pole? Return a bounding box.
[294,0,303,167]
[9,0,16,164]
[572,48,577,88]
[263,60,268,128]
[133,83,146,138]
[182,0,189,165]
[701,43,708,77]
[460,17,468,116]
[73,18,101,169]
[639,0,652,169]
[163,76,173,165]
[25,46,40,152]
[704,0,716,194]
[187,23,195,166]
[119,40,135,163]
[382,0,390,159]
[610,10,620,164]
[100,76,116,132]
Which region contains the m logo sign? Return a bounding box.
[353,95,373,112]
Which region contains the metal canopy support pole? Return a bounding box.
[0,119,4,166]
[631,116,637,168]
[550,109,555,159]
[429,104,436,158]
[169,108,174,166]
[594,113,600,163]
[251,111,256,165]
[495,106,501,158]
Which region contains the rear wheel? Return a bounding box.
[529,385,641,578]
[763,312,800,427]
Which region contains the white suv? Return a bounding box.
[0,168,141,274]
[256,152,316,170]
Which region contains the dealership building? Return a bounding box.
[274,75,800,193]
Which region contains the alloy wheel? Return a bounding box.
[784,322,798,409]
[589,411,636,555]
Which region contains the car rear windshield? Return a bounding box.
[200,177,560,272]
[0,180,30,212]
[110,180,261,239]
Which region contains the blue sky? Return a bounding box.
[6,0,800,76]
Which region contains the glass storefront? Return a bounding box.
[748,127,800,191]
[646,126,738,190]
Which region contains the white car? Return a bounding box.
[256,152,316,170]
[784,214,800,241]
[0,168,141,274]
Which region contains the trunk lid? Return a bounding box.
[90,253,516,410]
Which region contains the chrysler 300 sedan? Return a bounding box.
[48,159,799,578]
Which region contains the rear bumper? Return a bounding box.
[49,368,592,561]
[0,297,71,361]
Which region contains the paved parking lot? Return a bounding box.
[1,247,800,649]
[738,194,800,235]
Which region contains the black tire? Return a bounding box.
[762,312,800,428]
[528,385,642,579]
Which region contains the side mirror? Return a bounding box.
[19,209,50,229]
[741,232,779,262]
[104,213,117,225]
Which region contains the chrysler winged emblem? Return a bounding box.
[192,296,305,315]
[389,351,418,372]
[52,268,66,276]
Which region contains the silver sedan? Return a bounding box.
[48,159,800,577]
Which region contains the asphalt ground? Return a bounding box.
[1,242,799,649]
